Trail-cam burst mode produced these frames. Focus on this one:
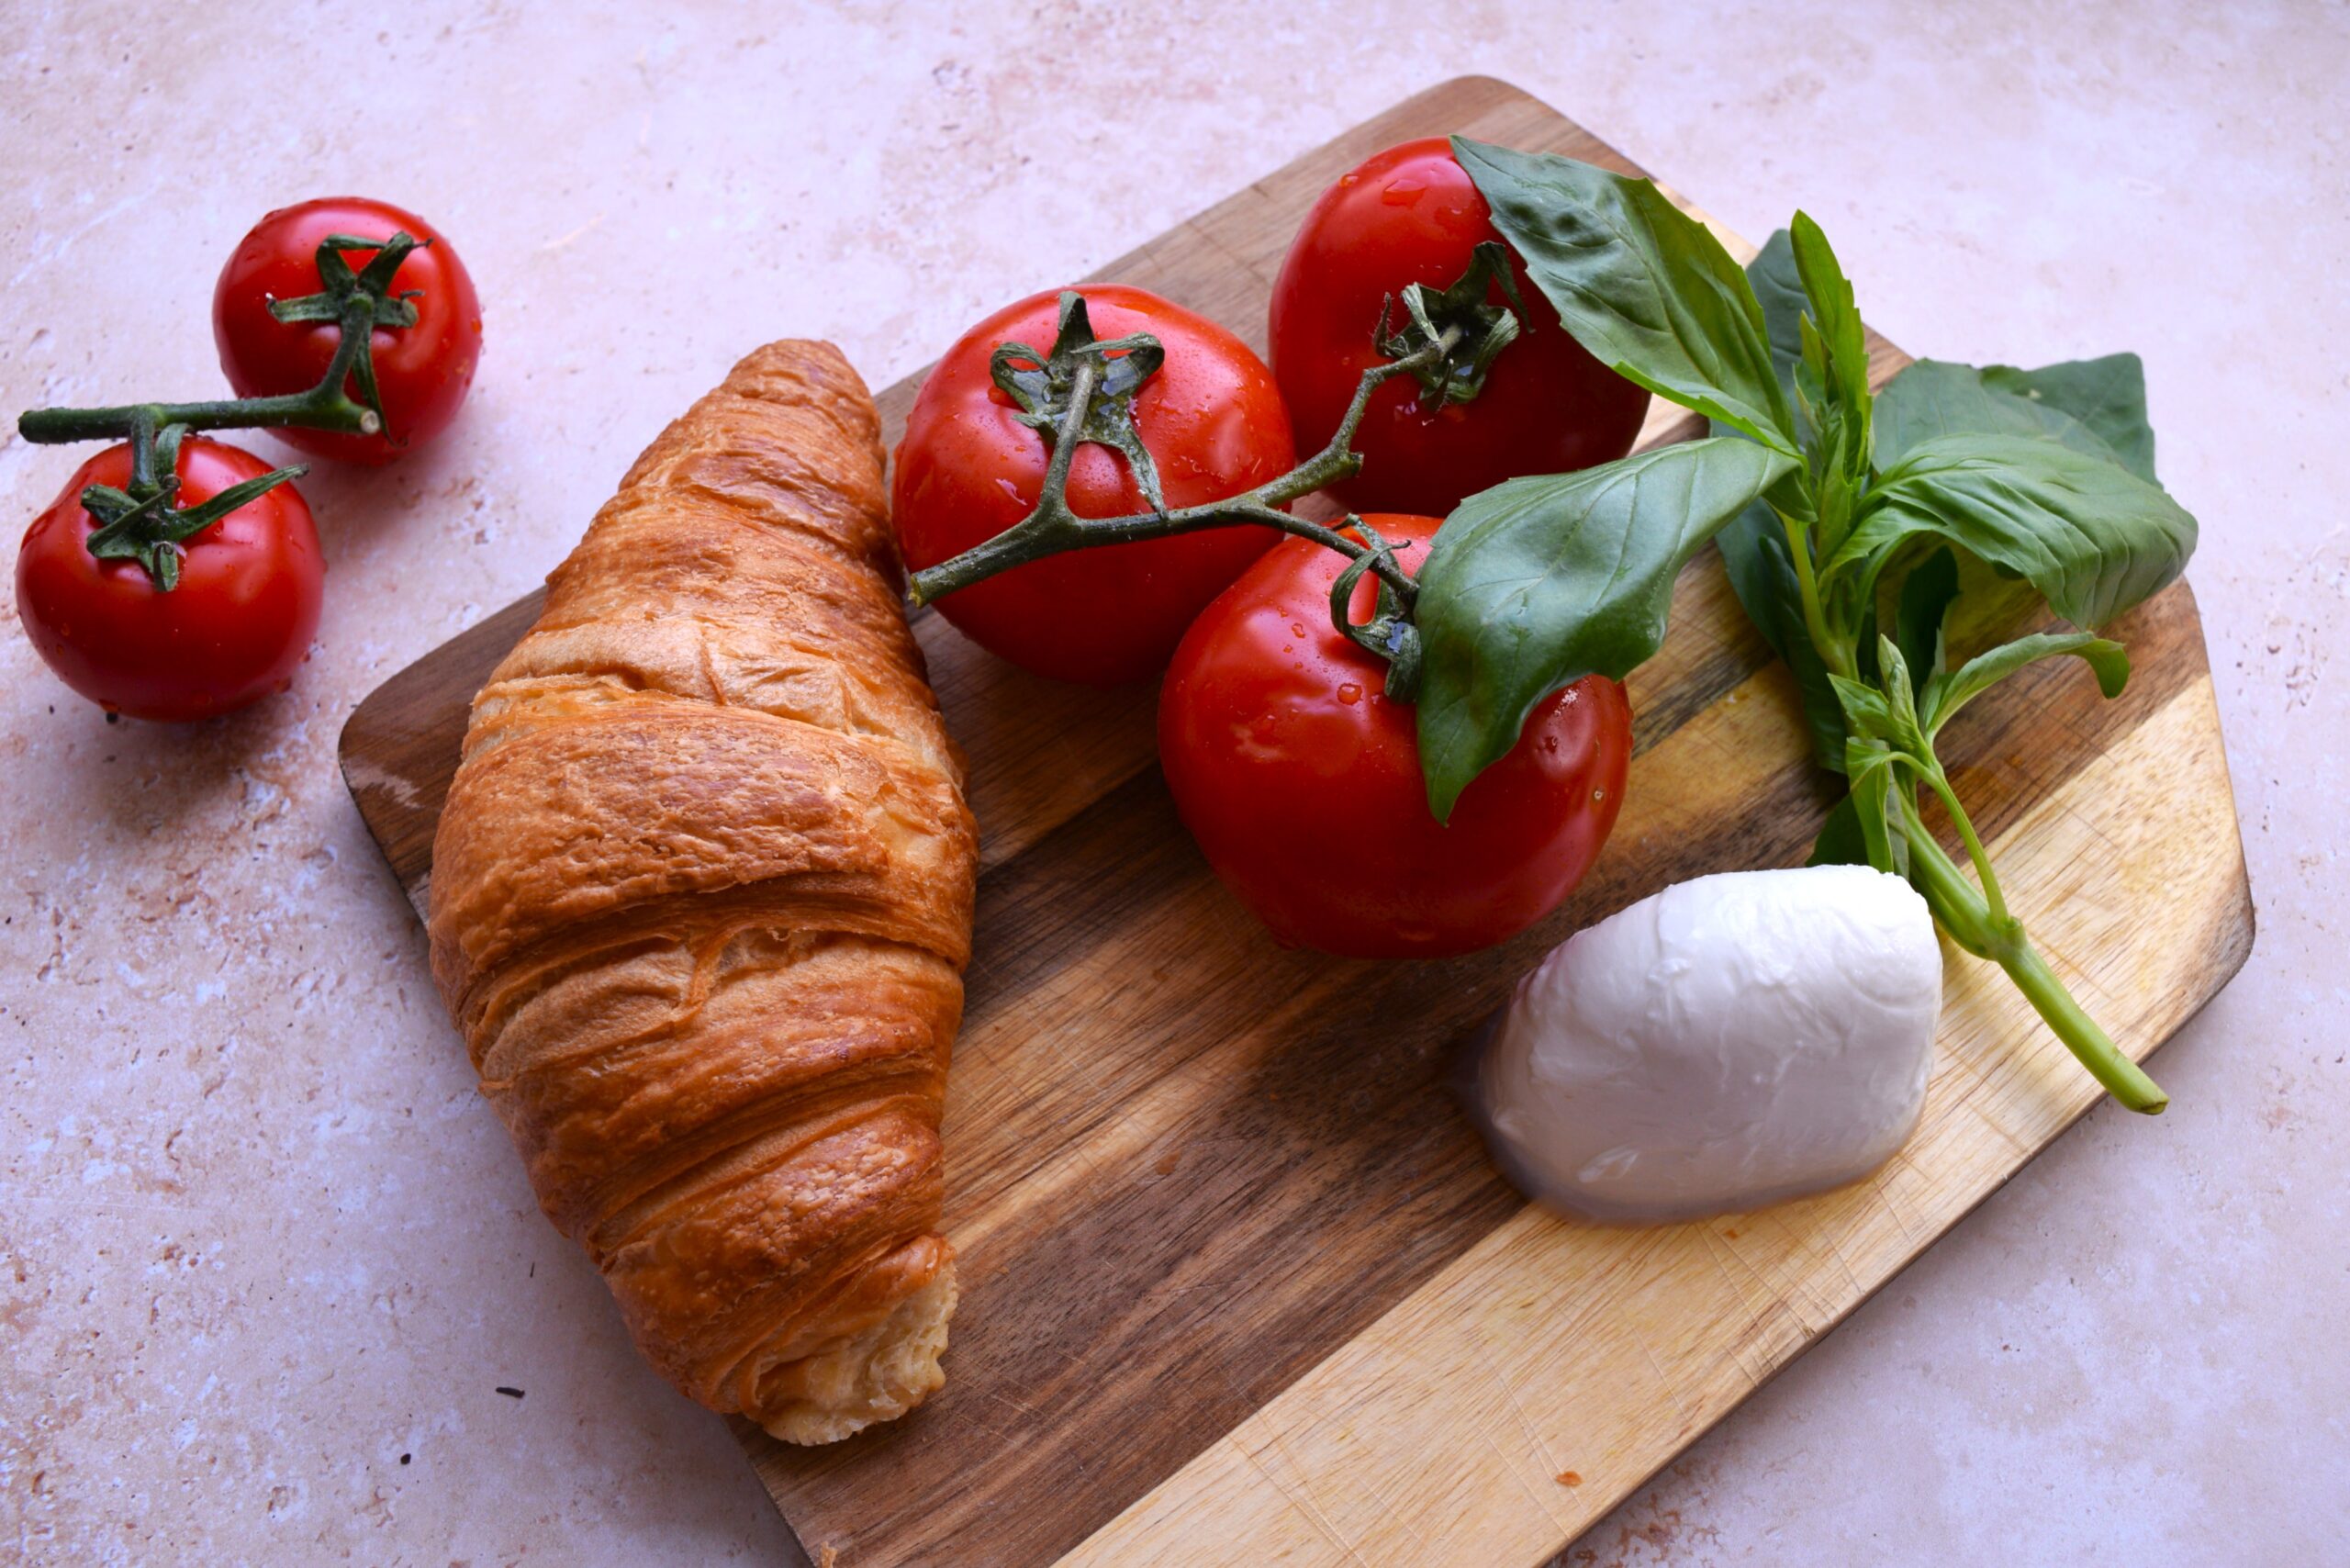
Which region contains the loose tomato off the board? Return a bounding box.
[213,196,483,465]
[1270,138,1651,517]
[15,439,324,722]
[1159,514,1630,960]
[894,285,1296,686]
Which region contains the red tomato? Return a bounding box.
[16,440,324,722]
[1159,515,1630,959]
[1270,138,1651,517]
[212,197,483,465]
[895,286,1296,685]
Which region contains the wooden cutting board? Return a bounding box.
[338,76,2254,1568]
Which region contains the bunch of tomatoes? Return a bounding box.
[17,141,1649,964]
[896,138,1650,960]
[15,196,482,722]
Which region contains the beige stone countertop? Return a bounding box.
[3,3,2344,1563]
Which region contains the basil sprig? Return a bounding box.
[1424,140,2199,1111]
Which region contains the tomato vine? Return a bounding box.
[904,266,1523,700]
[17,230,431,589]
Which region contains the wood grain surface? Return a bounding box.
[338,77,2254,1568]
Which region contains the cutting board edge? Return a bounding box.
[1046,661,2255,1568]
[1553,853,2255,1567]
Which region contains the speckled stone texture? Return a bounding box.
[2,4,2343,1564]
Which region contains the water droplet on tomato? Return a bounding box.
[1290,622,1306,638]
[1592,788,1607,803]
[1540,734,1558,754]
[1337,682,1363,705]
[996,476,1024,504]
[1381,176,1428,207]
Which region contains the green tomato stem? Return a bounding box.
[18,249,397,449]
[904,326,1455,611]
[17,386,379,444]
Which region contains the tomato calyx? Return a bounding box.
[1373,239,1527,408]
[258,230,431,431]
[77,424,306,592]
[991,291,1169,510]
[908,289,1467,700]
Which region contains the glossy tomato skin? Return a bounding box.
[1159,514,1630,959]
[1270,138,1651,518]
[895,285,1296,685]
[16,440,324,722]
[212,197,483,465]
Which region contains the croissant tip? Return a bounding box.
[756,1263,960,1446]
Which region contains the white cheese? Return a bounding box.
[1470,865,1942,1224]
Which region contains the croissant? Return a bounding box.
[425,340,977,1444]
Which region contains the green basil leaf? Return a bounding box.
[1714,234,1809,669]
[1874,634,1925,738]
[1747,229,1806,407]
[1714,493,1794,662]
[1831,678,1894,745]
[1714,476,1847,771]
[1451,138,1796,454]
[1875,355,2155,483]
[1714,235,1847,769]
[1983,355,2156,483]
[1416,437,1799,819]
[1807,790,1873,867]
[1922,632,2129,735]
[1852,600,1883,682]
[1832,750,1907,877]
[1893,546,1960,680]
[1833,432,2196,629]
[1827,638,1932,882]
[1833,637,1931,765]
[1788,214,1870,453]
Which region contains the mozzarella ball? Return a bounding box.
[1472,865,1942,1224]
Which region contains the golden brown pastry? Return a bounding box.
[426,341,976,1444]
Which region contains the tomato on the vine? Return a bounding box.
[213,196,482,465]
[1270,138,1651,517]
[15,439,324,722]
[1158,514,1630,960]
[895,285,1296,685]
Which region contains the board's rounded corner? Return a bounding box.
[1437,72,1538,106]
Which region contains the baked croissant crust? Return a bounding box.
[426,340,976,1444]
